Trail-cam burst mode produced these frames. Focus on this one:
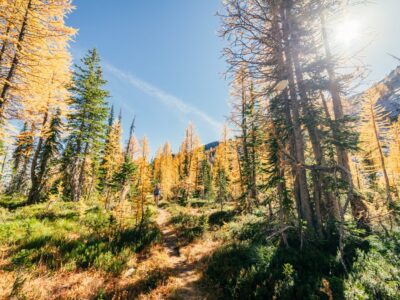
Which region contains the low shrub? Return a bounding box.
[205,243,279,299]
[170,212,207,245]
[113,221,162,252]
[11,249,35,268]
[141,268,169,294]
[344,233,400,299]
[82,206,116,236]
[208,210,235,228]
[205,227,400,300]
[93,248,132,275]
[227,214,268,243]
[189,198,209,208]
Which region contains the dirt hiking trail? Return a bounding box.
[149,208,213,300]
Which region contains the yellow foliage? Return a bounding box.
[102,119,124,184]
[174,123,204,196]
[214,124,242,199]
[0,0,76,120]
[154,142,176,200]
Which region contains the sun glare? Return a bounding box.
[334,18,361,47]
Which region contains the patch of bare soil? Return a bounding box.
[111,208,221,300]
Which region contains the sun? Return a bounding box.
[334,18,361,47]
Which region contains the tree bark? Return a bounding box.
[0,24,11,68]
[369,102,393,205]
[280,1,314,229]
[272,0,303,227]
[0,0,32,119]
[319,10,371,230]
[27,110,49,204]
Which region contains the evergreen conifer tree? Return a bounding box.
[8,122,34,194]
[27,109,62,203]
[63,49,109,201]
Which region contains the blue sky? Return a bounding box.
[67,0,400,155]
[68,0,228,154]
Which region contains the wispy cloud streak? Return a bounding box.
[104,63,222,129]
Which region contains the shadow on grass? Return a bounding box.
[8,221,162,275]
[158,201,169,209]
[101,256,211,300]
[201,227,373,300]
[35,211,79,221]
[99,267,170,299]
[189,199,209,208]
[208,210,235,228]
[0,195,27,210]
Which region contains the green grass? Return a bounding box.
[0,194,27,210]
[0,197,162,275]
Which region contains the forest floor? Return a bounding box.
[2,196,399,299]
[0,197,223,299]
[102,204,222,299]
[129,207,221,299]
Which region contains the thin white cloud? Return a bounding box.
[104,63,222,129]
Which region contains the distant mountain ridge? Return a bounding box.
[204,141,219,151]
[376,66,400,120]
[350,66,400,120]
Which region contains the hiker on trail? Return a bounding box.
[154,184,161,207]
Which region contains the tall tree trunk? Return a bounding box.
[249,89,258,203]
[15,158,30,194]
[320,93,342,222]
[0,24,11,68]
[369,103,393,205]
[71,142,89,202]
[77,143,90,201]
[240,74,251,209]
[271,0,303,227]
[280,1,314,230]
[70,158,81,202]
[250,128,258,202]
[86,166,97,202]
[27,110,49,204]
[70,110,87,202]
[0,0,32,119]
[289,15,331,234]
[0,151,7,183]
[319,10,371,230]
[236,143,245,195]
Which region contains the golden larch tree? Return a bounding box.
[359,84,393,206]
[0,0,75,120]
[135,136,151,225]
[154,142,176,200]
[101,118,124,206]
